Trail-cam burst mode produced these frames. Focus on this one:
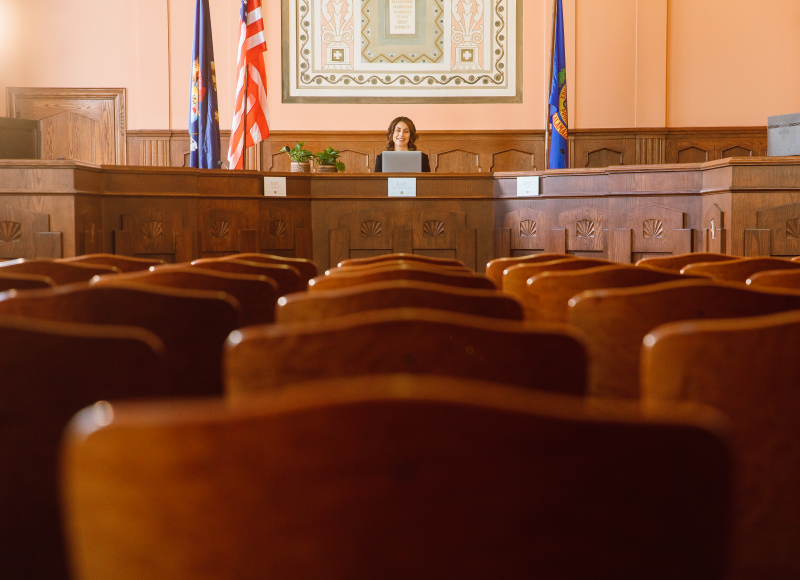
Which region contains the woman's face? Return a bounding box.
[393,121,411,150]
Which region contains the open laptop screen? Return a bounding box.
[382,151,422,172]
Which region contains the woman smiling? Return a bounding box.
[374,116,431,172]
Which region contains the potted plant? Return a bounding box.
[313,146,346,173]
[280,141,313,172]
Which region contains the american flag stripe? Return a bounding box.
[228,0,269,170]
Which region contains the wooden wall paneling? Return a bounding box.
[340,208,397,252]
[558,206,608,254]
[197,201,259,256]
[410,209,465,251]
[703,202,726,253]
[126,131,171,167]
[7,88,126,165]
[35,232,63,258]
[586,148,623,169]
[238,230,258,253]
[259,204,310,256]
[329,228,350,268]
[337,149,372,173]
[755,201,800,257]
[612,229,633,263]
[432,149,481,173]
[620,204,686,255]
[0,205,56,259]
[490,149,536,172]
[503,206,546,253]
[744,229,771,257]
[547,228,568,254]
[106,197,196,262]
[114,230,135,256]
[456,228,477,270]
[392,228,413,254]
[75,195,104,255]
[39,111,98,164]
[493,228,511,259]
[295,228,313,260]
[635,135,666,165]
[175,231,196,263]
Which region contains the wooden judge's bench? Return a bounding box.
[1,157,799,272]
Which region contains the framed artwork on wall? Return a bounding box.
[282,0,521,103]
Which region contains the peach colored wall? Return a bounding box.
[1,0,799,132]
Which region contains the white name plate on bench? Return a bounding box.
[517,175,540,197]
[264,176,287,197]
[388,177,416,197]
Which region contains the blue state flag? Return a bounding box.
[189,0,221,169]
[548,0,569,169]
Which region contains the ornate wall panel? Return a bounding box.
[283,0,521,102]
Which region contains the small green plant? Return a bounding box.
[280,141,313,163]
[313,146,346,172]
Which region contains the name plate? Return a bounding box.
[264,176,287,197]
[389,0,416,35]
[388,177,417,197]
[516,175,540,197]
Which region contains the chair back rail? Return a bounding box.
[326,260,472,276]
[636,252,735,272]
[190,258,302,296]
[309,263,496,292]
[218,253,317,286]
[0,259,117,285]
[59,253,165,272]
[502,258,612,300]
[0,272,55,292]
[681,257,800,282]
[485,253,573,286]
[747,269,800,289]
[337,253,464,269]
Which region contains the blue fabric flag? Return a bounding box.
[548,0,569,169]
[189,0,221,169]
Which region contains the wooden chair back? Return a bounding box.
[94,267,279,326]
[0,272,55,292]
[63,374,731,580]
[0,283,240,395]
[568,279,800,398]
[276,280,524,323]
[226,308,586,396]
[218,253,317,286]
[747,268,800,289]
[0,259,117,285]
[308,263,496,292]
[59,253,165,272]
[0,315,167,580]
[522,264,690,322]
[502,257,613,300]
[485,253,573,286]
[681,257,800,282]
[636,252,735,272]
[190,258,302,295]
[642,311,800,579]
[326,260,472,276]
[337,252,464,269]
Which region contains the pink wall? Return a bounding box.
[1,0,799,132]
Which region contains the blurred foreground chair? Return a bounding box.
[0,272,55,292]
[216,253,317,286]
[60,253,165,272]
[337,253,464,269]
[227,308,587,396]
[63,374,731,580]
[326,260,472,276]
[485,253,573,286]
[747,268,800,289]
[0,259,116,285]
[0,316,167,580]
[642,311,800,579]
[568,279,800,398]
[276,280,523,323]
[191,258,302,295]
[309,263,495,291]
[636,252,735,272]
[502,257,613,300]
[681,257,800,282]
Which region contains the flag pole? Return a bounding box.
[545,0,558,171]
[242,63,248,170]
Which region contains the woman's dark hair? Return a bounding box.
[385,116,419,151]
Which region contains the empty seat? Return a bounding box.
[218,253,318,287]
[309,263,496,292]
[746,268,800,289]
[568,279,800,398]
[502,257,612,300]
[681,257,800,282]
[93,266,280,326]
[0,283,240,395]
[636,252,735,272]
[0,259,117,284]
[190,258,302,296]
[337,253,464,269]
[60,253,165,272]
[485,253,573,286]
[63,374,731,580]
[642,311,800,579]
[227,308,586,396]
[522,264,689,322]
[276,280,524,323]
[0,315,167,580]
[0,272,55,292]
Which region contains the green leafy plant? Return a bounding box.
[280,141,313,163]
[313,146,346,172]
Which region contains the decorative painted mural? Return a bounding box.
[283,0,520,102]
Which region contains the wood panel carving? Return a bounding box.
[7,87,126,164]
[621,204,686,254]
[199,208,250,253]
[721,146,752,158]
[491,149,534,172]
[558,206,607,252]
[260,208,302,250]
[586,148,622,168]
[433,149,480,173]
[336,149,371,173]
[412,210,465,250]
[341,209,396,250]
[703,203,726,253]
[635,137,665,165]
[504,207,546,251]
[677,147,708,164]
[0,205,62,259]
[117,209,184,255]
[755,201,800,257]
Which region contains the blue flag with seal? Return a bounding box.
[548,0,568,169]
[189,0,221,169]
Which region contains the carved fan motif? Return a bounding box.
[787,218,800,240]
[142,221,163,240]
[519,220,537,237]
[576,219,595,239]
[269,220,286,237]
[211,221,229,238]
[423,220,445,237]
[0,221,21,243]
[710,219,716,240]
[643,219,664,239]
[360,220,382,237]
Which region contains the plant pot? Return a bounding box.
[290,161,311,172]
[316,164,338,173]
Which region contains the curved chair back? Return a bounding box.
[681,257,800,282]
[636,252,735,272]
[0,283,240,395]
[227,308,586,396]
[502,258,612,300]
[486,253,573,286]
[568,279,800,398]
[0,272,55,292]
[218,253,317,286]
[337,252,464,269]
[0,259,117,285]
[309,263,495,291]
[0,316,166,580]
[642,311,800,579]
[326,260,471,276]
[63,374,731,580]
[190,258,302,295]
[60,253,165,272]
[746,268,800,289]
[276,280,523,323]
[94,267,279,326]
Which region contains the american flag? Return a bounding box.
[227,0,270,170]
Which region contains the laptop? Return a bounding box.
[382,151,422,172]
